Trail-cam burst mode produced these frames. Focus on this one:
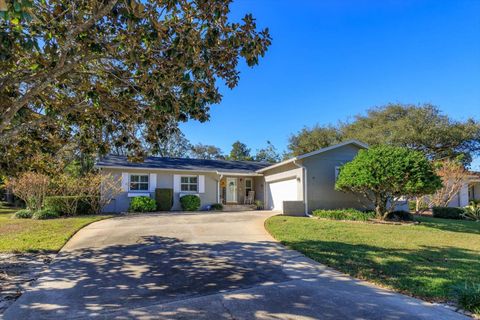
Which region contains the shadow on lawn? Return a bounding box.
[416,216,480,235]
[285,239,480,300]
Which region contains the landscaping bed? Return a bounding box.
[265,214,480,314]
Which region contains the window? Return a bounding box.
[245,178,253,196]
[130,174,149,191]
[181,176,198,192]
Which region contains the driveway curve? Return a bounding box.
[5,211,467,319]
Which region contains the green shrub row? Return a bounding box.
[432,207,465,219]
[129,196,157,212]
[44,196,96,216]
[312,209,375,221]
[13,208,59,220]
[180,195,201,211]
[210,203,223,211]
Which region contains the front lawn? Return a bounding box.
[265,215,480,302]
[0,204,112,253]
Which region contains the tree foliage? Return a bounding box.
[288,104,480,164]
[335,145,442,219]
[255,141,280,163]
[190,143,224,160]
[0,0,271,174]
[228,140,252,161]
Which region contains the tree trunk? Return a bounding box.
[374,194,387,219]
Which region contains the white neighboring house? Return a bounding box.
[447,172,480,207]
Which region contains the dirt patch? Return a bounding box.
[0,253,55,315]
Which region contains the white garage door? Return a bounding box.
[268,178,299,211]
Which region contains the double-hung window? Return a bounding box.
[245,178,253,196]
[181,176,198,192]
[130,174,149,191]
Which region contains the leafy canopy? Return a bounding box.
[288,104,480,164]
[228,140,252,161]
[335,145,442,219]
[0,0,271,173]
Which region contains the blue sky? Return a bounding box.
[179,0,480,169]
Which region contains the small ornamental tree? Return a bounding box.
[335,145,442,219]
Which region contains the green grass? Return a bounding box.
[265,215,480,302]
[0,204,112,253]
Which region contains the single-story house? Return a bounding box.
[96,140,377,214]
[447,171,480,207]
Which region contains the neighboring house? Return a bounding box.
[96,140,376,214]
[447,171,480,207]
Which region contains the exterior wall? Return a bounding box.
[254,176,265,206]
[262,162,303,210]
[101,168,219,213]
[302,144,367,212]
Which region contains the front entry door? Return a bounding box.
[226,178,238,203]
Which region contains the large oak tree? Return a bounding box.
[0,0,271,174]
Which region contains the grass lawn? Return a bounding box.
[265,215,480,302]
[0,204,112,253]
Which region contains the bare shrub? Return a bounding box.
[9,172,50,211]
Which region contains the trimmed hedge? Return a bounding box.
[44,196,95,216]
[210,203,223,211]
[155,188,173,211]
[13,209,33,219]
[33,209,60,220]
[384,210,414,222]
[432,207,465,220]
[129,196,157,212]
[312,209,375,221]
[180,195,201,211]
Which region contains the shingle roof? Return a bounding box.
[96,155,270,174]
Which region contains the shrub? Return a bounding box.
[384,210,414,222]
[452,282,480,314]
[462,202,480,221]
[255,200,264,210]
[180,195,201,211]
[129,196,157,212]
[13,209,33,219]
[312,209,375,221]
[210,203,223,211]
[32,209,60,220]
[9,172,50,211]
[432,207,465,220]
[44,196,94,216]
[155,188,173,211]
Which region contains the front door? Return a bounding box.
[226,177,238,203]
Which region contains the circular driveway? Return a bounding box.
[5,211,467,319]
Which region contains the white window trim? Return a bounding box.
[245,178,253,189]
[180,175,199,193]
[129,173,150,192]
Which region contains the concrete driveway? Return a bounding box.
[5,211,467,319]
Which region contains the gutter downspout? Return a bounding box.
[293,160,310,217]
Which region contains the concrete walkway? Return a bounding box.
[5,211,467,319]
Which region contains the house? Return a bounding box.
[448,171,480,207]
[96,140,372,214]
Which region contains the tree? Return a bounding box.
[228,141,252,161]
[287,104,480,163]
[420,158,470,208]
[190,143,224,160]
[287,125,342,157]
[341,104,480,163]
[153,127,192,158]
[255,141,280,163]
[0,0,271,171]
[335,145,442,219]
[9,172,50,211]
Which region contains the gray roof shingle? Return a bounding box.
[96,155,271,174]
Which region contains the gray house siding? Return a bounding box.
[302,144,366,212]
